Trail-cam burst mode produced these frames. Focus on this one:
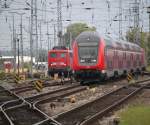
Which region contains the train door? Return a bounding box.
[118,50,123,69]
[114,50,119,69]
[123,52,126,69]
[106,47,113,70]
[126,52,130,69]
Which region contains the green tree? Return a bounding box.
[126,28,148,48]
[126,28,150,64]
[147,35,150,64]
[63,23,96,47]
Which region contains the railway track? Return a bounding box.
[0,82,83,125]
[1,102,59,125]
[10,80,74,94]
[1,77,150,125]
[25,83,83,103]
[0,111,10,125]
[34,85,87,110]
[0,86,5,91]
[0,87,20,106]
[3,104,58,125]
[0,84,62,125]
[54,80,150,125]
[7,72,150,94]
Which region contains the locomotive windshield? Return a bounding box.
[78,42,98,64]
[50,53,57,58]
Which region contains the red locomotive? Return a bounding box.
[72,31,146,84]
[48,46,72,78]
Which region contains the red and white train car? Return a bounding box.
[72,31,146,83]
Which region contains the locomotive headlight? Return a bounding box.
[60,62,66,66]
[80,59,85,63]
[91,59,96,62]
[51,62,57,65]
[102,70,106,73]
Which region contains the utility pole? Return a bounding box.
[147,6,150,38]
[11,13,16,73]
[54,24,56,47]
[17,38,20,76]
[106,0,111,35]
[20,14,24,73]
[29,0,38,74]
[35,0,38,68]
[39,21,42,51]
[119,0,122,39]
[46,22,51,50]
[147,6,150,63]
[69,32,72,49]
[16,13,25,73]
[133,0,140,45]
[128,6,132,32]
[13,14,16,73]
[30,0,33,75]
[57,0,63,46]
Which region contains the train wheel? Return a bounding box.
[114,72,119,80]
[51,73,54,78]
[100,75,108,83]
[80,81,84,85]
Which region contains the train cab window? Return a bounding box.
[70,53,73,58]
[50,53,57,58]
[60,53,66,58]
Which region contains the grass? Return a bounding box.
[119,105,150,125]
[146,65,150,72]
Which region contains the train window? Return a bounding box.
[60,53,66,58]
[50,53,57,58]
[78,46,98,60]
[53,46,67,50]
[123,52,126,59]
[136,54,139,60]
[115,51,118,58]
[127,60,130,67]
[107,61,112,69]
[70,53,73,58]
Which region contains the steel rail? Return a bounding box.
[4,104,48,125]
[80,83,150,125]
[10,79,75,94]
[15,81,75,94]
[33,85,87,110]
[0,86,22,106]
[54,80,150,125]
[25,83,80,103]
[0,110,13,125]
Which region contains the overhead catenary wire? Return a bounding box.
[0,0,149,51]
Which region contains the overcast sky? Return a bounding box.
[0,0,150,51]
